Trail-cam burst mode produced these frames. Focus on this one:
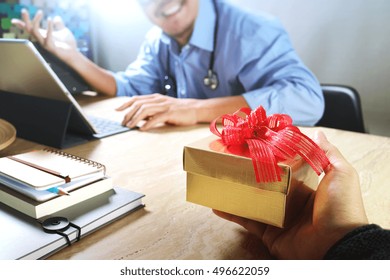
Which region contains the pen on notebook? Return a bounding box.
[47,187,70,196]
[7,155,71,183]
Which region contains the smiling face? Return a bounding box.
[138,0,199,46]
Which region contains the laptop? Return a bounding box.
[33,42,91,95]
[0,39,130,148]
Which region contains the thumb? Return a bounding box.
[312,130,348,173]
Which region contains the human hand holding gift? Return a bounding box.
[212,109,369,259]
[185,106,332,228]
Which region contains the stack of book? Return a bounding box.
[0,149,114,219]
[0,149,145,259]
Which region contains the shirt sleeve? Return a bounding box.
[237,18,324,126]
[324,224,390,260]
[113,39,163,97]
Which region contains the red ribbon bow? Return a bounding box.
[210,106,330,183]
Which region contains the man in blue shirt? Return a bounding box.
[13,0,324,131]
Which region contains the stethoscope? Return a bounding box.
[164,0,219,97]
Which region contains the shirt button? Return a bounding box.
[180,90,186,96]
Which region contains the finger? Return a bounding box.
[120,101,150,126]
[212,209,233,220]
[121,97,168,126]
[261,225,284,251]
[212,210,268,239]
[138,112,168,131]
[52,16,65,30]
[313,130,348,172]
[313,130,341,158]
[125,103,168,128]
[312,130,330,152]
[116,100,136,111]
[46,18,53,46]
[11,19,26,29]
[31,10,45,45]
[20,8,32,32]
[120,101,142,125]
[116,94,161,111]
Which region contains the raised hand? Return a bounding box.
[12,9,78,61]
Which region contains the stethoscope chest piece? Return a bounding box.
[204,69,219,90]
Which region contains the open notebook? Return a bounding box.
[0,149,106,201]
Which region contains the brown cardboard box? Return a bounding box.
[183,135,318,228]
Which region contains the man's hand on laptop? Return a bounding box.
[12,9,78,62]
[116,94,199,131]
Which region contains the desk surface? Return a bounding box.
[1,96,390,260]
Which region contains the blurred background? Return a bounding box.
[1,0,389,136]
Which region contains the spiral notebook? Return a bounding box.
[0,149,106,201]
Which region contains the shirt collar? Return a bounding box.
[161,0,216,52]
[190,0,216,52]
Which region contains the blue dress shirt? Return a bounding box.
[114,0,324,126]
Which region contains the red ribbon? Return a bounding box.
[210,106,330,183]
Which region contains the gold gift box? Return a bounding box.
[183,135,318,228]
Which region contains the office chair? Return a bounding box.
[316,84,366,133]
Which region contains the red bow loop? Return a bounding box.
[210,106,330,183]
[221,126,249,145]
[267,113,293,131]
[246,106,268,128]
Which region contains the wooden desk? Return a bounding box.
[1,96,390,260]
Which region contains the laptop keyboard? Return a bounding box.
[88,115,130,138]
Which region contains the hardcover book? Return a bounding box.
[0,177,113,219]
[0,187,145,260]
